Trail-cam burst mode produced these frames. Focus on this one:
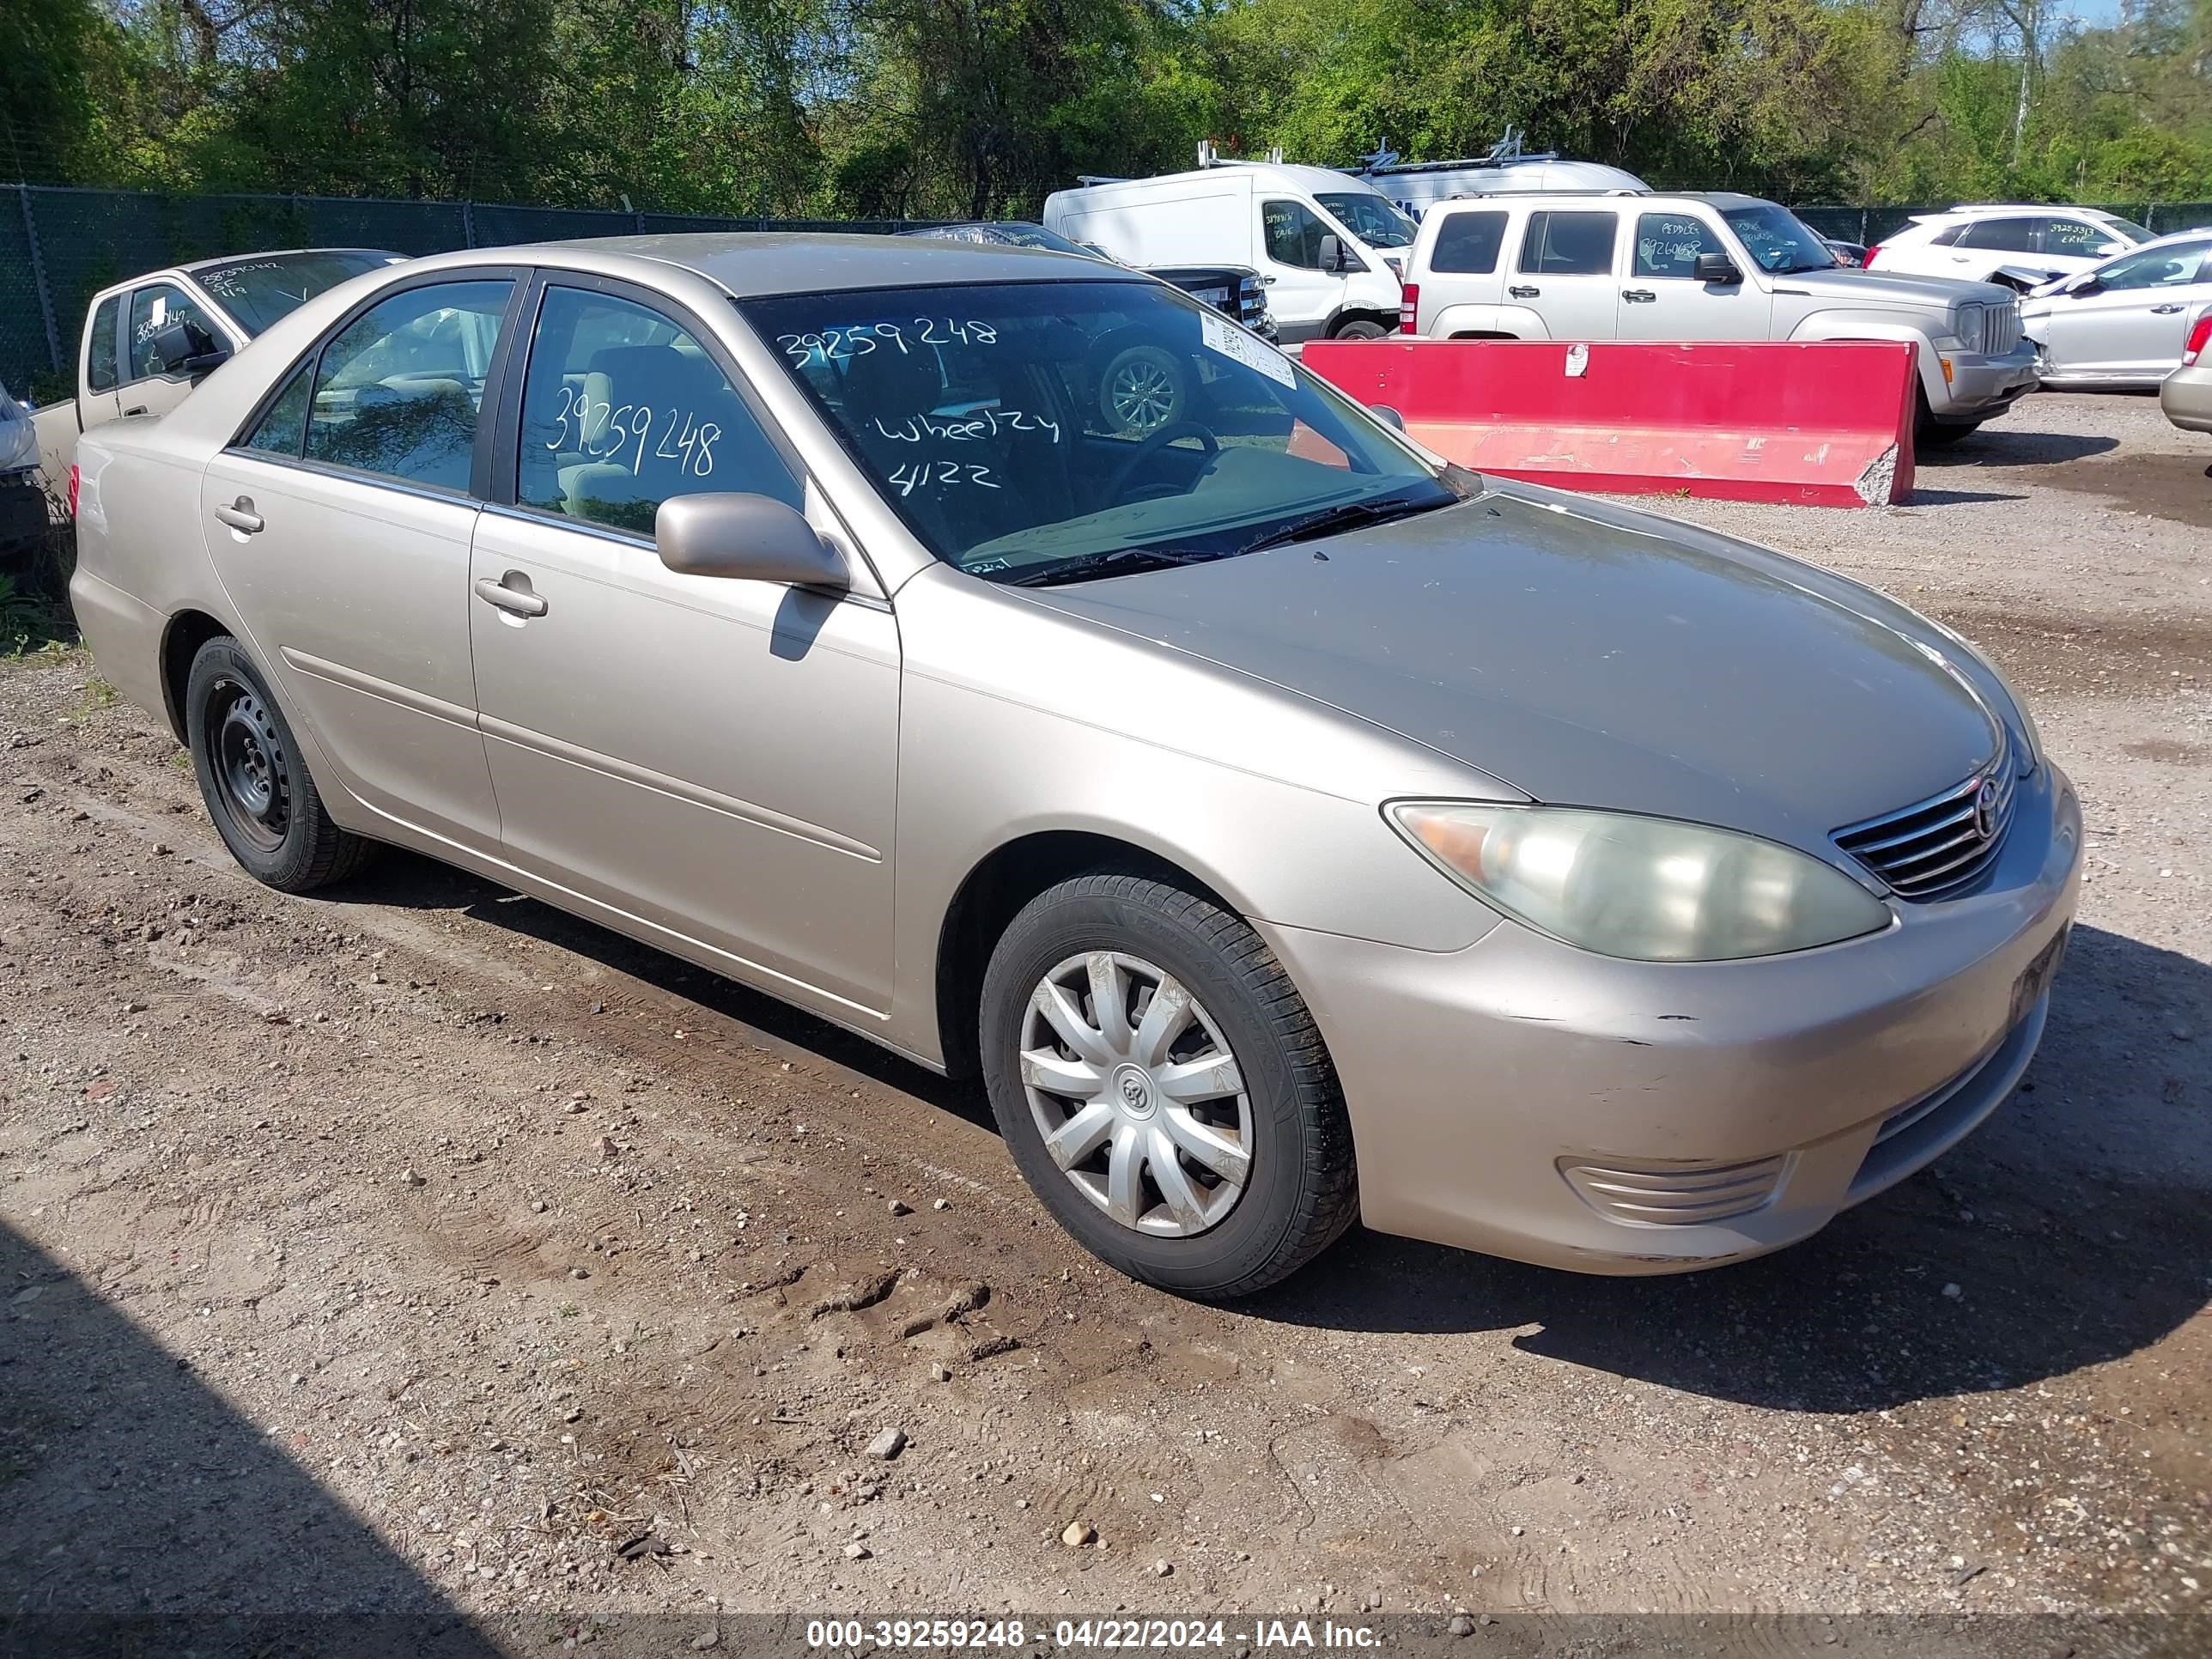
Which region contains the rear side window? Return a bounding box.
[516,286,799,538]
[1430,210,1508,274]
[1519,211,1617,276]
[304,279,513,491]
[86,296,119,392]
[1955,217,2039,252]
[1633,212,1725,278]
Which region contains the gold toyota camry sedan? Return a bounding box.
[69,235,2078,1297]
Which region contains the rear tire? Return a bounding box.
[979,872,1357,1299]
[185,637,374,892]
[1332,319,1389,341]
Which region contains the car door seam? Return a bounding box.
[279,647,480,729]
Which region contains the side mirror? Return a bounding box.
[2063,271,2102,296]
[1692,252,1742,285]
[152,319,230,379]
[656,493,849,589]
[1369,404,1407,433]
[1317,232,1351,273]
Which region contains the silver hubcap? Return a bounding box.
[1108,361,1176,432]
[1020,951,1252,1237]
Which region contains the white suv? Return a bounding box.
[1867,205,2148,289]
[1400,191,2038,443]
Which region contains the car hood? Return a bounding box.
[1783,266,2013,310]
[1012,490,2003,853]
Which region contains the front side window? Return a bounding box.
[86,295,120,392]
[1430,210,1508,275]
[1634,212,1726,279]
[1262,199,1330,269]
[1955,217,2039,252]
[192,251,401,336]
[517,287,799,537]
[2090,240,2211,292]
[740,280,1464,586]
[303,279,512,491]
[2039,216,2128,258]
[1518,211,1618,276]
[1314,191,1417,250]
[126,284,221,382]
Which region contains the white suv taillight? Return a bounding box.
[2184,313,2212,368]
[1399,283,1419,334]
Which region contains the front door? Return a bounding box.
[198,274,515,854]
[1512,210,1621,341]
[1258,198,1350,343]
[2041,238,2212,379]
[119,282,231,421]
[1625,210,1774,340]
[467,280,900,1016]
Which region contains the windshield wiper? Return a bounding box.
[1233,493,1449,556]
[998,546,1232,588]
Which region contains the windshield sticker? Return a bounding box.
[1200,313,1294,388]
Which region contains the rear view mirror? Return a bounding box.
[657,493,849,589]
[152,319,230,379]
[1692,252,1742,285]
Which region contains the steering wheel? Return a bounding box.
[1106,421,1219,503]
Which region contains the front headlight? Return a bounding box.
[1952,301,1988,353]
[1388,803,1891,963]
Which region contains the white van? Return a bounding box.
[1042,162,1410,343]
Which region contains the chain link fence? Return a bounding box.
[7,184,2212,397]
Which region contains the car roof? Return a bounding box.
[176,247,399,275]
[1431,189,1773,210]
[521,230,1115,294]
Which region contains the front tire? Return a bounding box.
[1332,319,1390,341]
[979,872,1357,1298]
[185,637,374,892]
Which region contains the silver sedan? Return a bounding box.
[2024,228,2212,387]
[69,235,2078,1297]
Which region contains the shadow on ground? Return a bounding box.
[0,1224,500,1658]
[328,848,2210,1419]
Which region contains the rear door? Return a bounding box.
[1624,209,1773,340]
[198,270,520,854]
[2040,238,2212,380]
[1512,210,1620,340]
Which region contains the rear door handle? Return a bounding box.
[1508,285,1540,299]
[1621,289,1656,303]
[2151,303,2185,314]
[123,404,149,417]
[474,574,549,618]
[213,496,264,534]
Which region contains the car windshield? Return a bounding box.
[190,251,402,335]
[1316,191,1418,249]
[906,223,1098,258]
[1719,204,1838,274]
[739,280,1463,585]
[2094,215,2153,244]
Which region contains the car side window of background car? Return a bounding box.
[1954,217,2039,252]
[1519,211,1617,276]
[301,279,513,493]
[2039,216,2121,258]
[1926,225,1966,247]
[1431,210,1508,274]
[86,295,120,392]
[1633,212,1723,278]
[2090,240,2211,292]
[1262,199,1329,269]
[125,283,219,383]
[516,286,799,538]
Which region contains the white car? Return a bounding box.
[2021,229,2212,388]
[1867,205,2148,289]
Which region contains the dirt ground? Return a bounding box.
[2,391,2207,1653]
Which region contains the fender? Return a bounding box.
[1427,302,1547,340]
[1788,311,1946,404]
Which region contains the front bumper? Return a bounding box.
[1930,339,2039,422]
[1259,762,2081,1274]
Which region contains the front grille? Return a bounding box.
[1833,737,2017,899]
[1987,301,2022,356]
[1559,1152,1790,1226]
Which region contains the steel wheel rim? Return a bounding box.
[210,678,289,852]
[1108,361,1176,432]
[1019,951,1253,1237]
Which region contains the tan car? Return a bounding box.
[69,236,2078,1297]
[2161,308,2212,434]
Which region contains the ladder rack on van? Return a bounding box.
[1349,127,1560,178]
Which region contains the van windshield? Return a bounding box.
[739,279,1462,586]
[1316,192,1418,249]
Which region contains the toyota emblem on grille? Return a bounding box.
[1973,777,1999,842]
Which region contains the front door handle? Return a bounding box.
[2151,302,2185,314]
[213,496,264,534]
[1508,284,1540,299]
[1621,288,1656,303]
[475,574,549,618]
[122,404,149,417]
